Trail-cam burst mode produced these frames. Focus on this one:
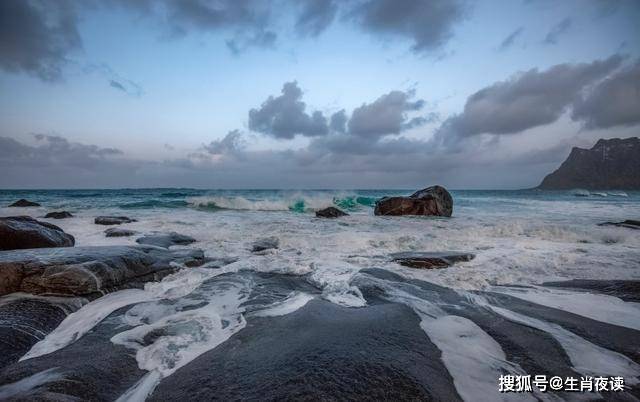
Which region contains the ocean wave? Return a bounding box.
[118,200,189,209]
[187,194,378,212]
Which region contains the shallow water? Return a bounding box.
[2,188,639,401]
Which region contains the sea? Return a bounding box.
[1,188,639,401]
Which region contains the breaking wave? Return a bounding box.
[187,194,377,212]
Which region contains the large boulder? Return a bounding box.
[0,245,205,298]
[374,185,453,217]
[136,232,196,248]
[315,207,348,218]
[8,199,40,207]
[0,216,75,251]
[95,216,137,225]
[44,211,73,219]
[390,251,475,269]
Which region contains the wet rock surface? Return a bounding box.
[0,245,204,298]
[315,206,348,218]
[374,185,453,217]
[94,216,137,225]
[598,219,640,230]
[136,232,196,248]
[0,216,75,251]
[0,295,83,370]
[105,227,137,237]
[389,251,475,269]
[8,199,40,207]
[44,211,73,219]
[543,279,640,303]
[251,236,279,252]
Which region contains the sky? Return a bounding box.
[0,0,639,189]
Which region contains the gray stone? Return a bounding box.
[44,211,73,219]
[315,206,348,218]
[374,185,453,217]
[136,232,196,248]
[0,216,75,251]
[8,199,40,207]
[390,251,475,269]
[251,237,279,252]
[94,216,137,225]
[105,227,137,237]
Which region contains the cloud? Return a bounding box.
[201,130,246,155]
[0,0,81,81]
[294,0,338,37]
[499,27,524,51]
[571,61,640,129]
[348,90,427,138]
[84,63,143,97]
[543,17,572,45]
[248,81,329,139]
[349,0,467,53]
[433,55,623,147]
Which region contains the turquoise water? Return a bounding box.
[1,188,638,216]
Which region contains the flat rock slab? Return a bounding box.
[315,206,349,218]
[0,216,75,251]
[8,199,40,207]
[598,219,640,230]
[44,211,73,219]
[0,245,204,298]
[251,236,279,252]
[389,251,475,269]
[94,216,137,225]
[136,232,196,248]
[105,227,137,237]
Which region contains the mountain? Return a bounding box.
[538,137,640,190]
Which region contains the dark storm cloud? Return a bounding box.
[543,17,572,45]
[294,0,339,37]
[248,81,329,139]
[499,27,524,51]
[433,55,623,147]
[0,0,81,81]
[571,61,640,129]
[329,110,348,134]
[349,0,467,53]
[348,90,427,138]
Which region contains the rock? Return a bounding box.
[374,185,453,217]
[389,251,475,269]
[0,216,75,251]
[0,245,205,298]
[136,232,196,248]
[105,227,137,237]
[538,137,640,190]
[8,199,40,207]
[543,279,640,303]
[0,294,84,369]
[94,216,137,225]
[597,219,640,230]
[315,206,348,218]
[251,237,279,252]
[44,211,73,219]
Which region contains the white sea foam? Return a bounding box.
[0,368,64,399]
[252,292,315,317]
[489,286,640,331]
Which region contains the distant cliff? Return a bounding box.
[538,137,640,190]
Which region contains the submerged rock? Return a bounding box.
[390,251,475,269]
[0,216,75,251]
[251,237,279,252]
[8,199,40,207]
[374,185,453,217]
[315,206,349,218]
[597,219,640,230]
[136,232,196,248]
[94,216,137,225]
[44,211,73,219]
[105,227,137,237]
[0,245,205,298]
